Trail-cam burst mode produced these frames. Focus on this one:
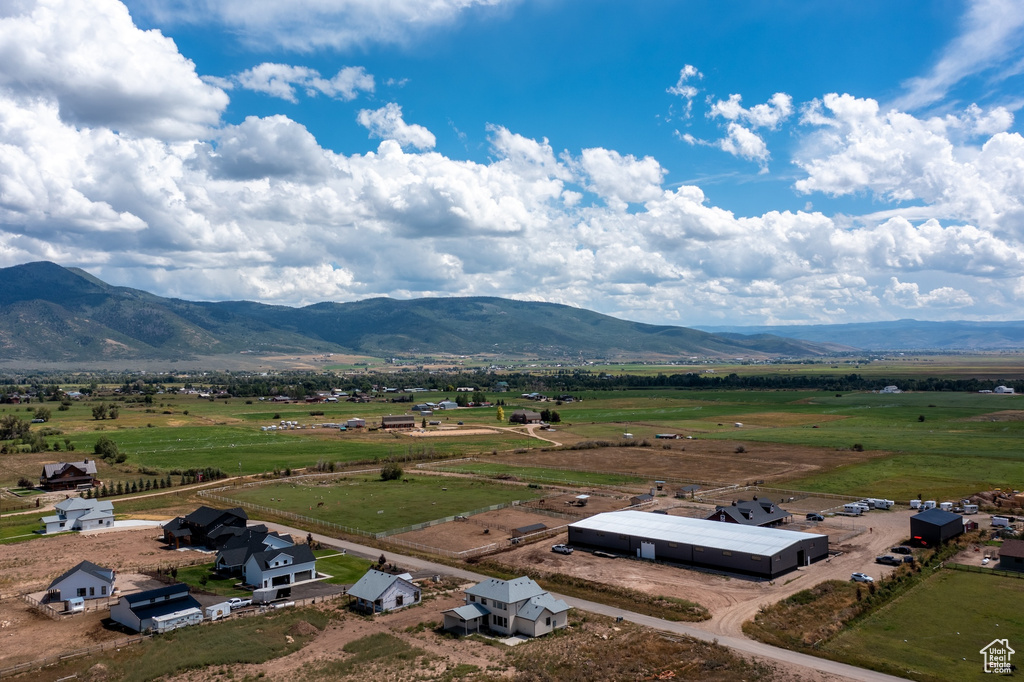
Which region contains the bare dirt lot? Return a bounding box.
[499,506,915,639]
[0,527,206,595]
[496,441,880,487]
[393,507,571,552]
[404,428,502,438]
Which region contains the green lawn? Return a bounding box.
[221,475,541,533]
[0,515,46,544]
[825,570,1024,681]
[314,550,373,584]
[173,563,251,598]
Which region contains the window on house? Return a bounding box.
[396,595,404,606]
[101,586,107,595]
[481,598,487,606]
[89,587,95,596]
[414,591,420,601]
[546,616,551,626]
[469,595,475,602]
[77,588,87,597]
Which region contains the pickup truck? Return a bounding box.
[875,555,901,566]
[226,597,252,610]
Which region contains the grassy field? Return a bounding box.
[825,570,1024,681]
[0,514,46,544]
[314,550,373,584]
[221,475,542,533]
[173,563,251,598]
[5,380,1024,501]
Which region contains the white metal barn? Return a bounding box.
[568,511,828,579]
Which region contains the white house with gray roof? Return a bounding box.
[347,569,420,613]
[45,560,115,602]
[442,576,569,637]
[40,498,114,534]
[243,544,318,590]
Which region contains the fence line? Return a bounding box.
[0,634,151,679]
[944,562,1024,580]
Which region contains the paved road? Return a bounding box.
[264,521,906,682]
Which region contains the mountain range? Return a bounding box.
[0,262,845,363]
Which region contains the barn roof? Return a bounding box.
[570,510,826,556]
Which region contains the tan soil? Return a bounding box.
[404,428,503,437]
[493,440,880,486]
[0,526,200,596]
[393,507,574,552]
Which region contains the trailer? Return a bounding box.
[866,498,895,510]
[922,500,937,510]
[992,516,1011,528]
[939,502,953,512]
[842,503,864,515]
[253,586,292,604]
[963,504,978,515]
[205,602,232,621]
[909,499,921,510]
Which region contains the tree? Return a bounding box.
[94,436,119,460]
[108,406,119,420]
[421,417,427,428]
[380,461,403,481]
[91,403,108,420]
[496,406,504,422]
[34,407,51,422]
[0,415,29,440]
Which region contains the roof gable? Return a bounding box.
[348,569,416,602]
[466,576,545,604]
[47,560,115,590]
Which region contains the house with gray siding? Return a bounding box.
[45,560,115,602]
[348,569,420,613]
[442,576,569,637]
[568,510,827,579]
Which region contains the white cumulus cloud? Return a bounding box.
[0,0,227,140]
[233,63,374,102]
[356,103,436,150]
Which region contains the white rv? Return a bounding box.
[842,503,864,515]
[963,504,978,515]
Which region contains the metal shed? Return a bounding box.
[568,510,827,579]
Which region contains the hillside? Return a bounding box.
[0,262,844,362]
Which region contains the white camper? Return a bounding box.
[922,500,937,510]
[909,499,921,509]
[939,502,953,512]
[843,503,864,515]
[963,504,978,515]
[205,602,232,621]
[992,516,1011,528]
[867,498,894,510]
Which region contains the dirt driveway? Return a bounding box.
[499,506,914,638]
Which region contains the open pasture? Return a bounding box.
[475,440,876,489]
[824,569,1024,681]
[220,475,542,534]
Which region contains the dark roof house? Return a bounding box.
[707,498,792,528]
[110,584,202,633]
[999,539,1024,571]
[40,460,98,490]
[509,410,542,424]
[163,506,249,549]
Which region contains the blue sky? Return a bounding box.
[1,0,1024,326]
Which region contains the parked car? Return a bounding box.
[851,572,874,583]
[226,597,252,610]
[805,513,824,522]
[875,555,901,566]
[890,545,913,555]
[551,544,573,555]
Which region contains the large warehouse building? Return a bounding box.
[568,510,828,579]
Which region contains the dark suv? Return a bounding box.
[806,513,824,522]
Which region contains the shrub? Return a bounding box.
[380,461,403,481]
[93,436,119,460]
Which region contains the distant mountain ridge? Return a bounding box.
[0,261,845,362]
[696,320,1024,351]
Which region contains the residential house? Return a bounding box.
[40,460,99,491]
[706,498,792,528]
[243,543,318,590]
[110,584,202,633]
[509,410,542,424]
[162,506,249,549]
[442,576,569,637]
[41,498,114,534]
[45,560,116,602]
[214,528,290,576]
[348,569,421,613]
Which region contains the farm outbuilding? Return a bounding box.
[909,508,965,547]
[567,510,828,579]
[998,539,1024,572]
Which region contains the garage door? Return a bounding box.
[640,541,655,560]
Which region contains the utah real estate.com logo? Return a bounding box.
[980,638,1014,674]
